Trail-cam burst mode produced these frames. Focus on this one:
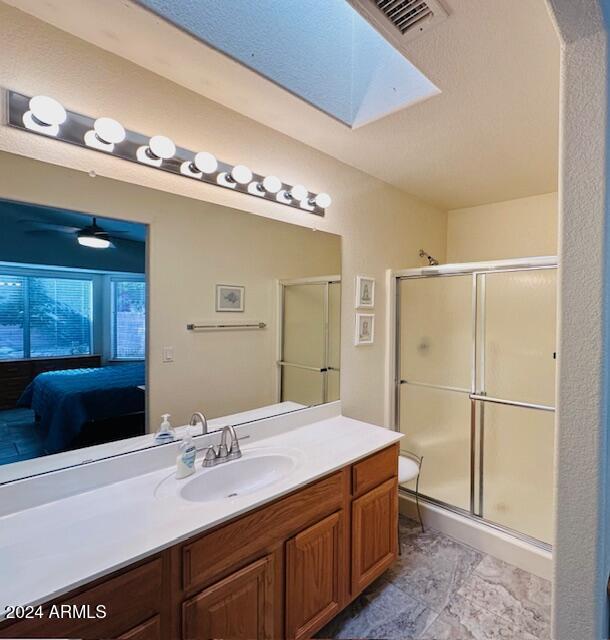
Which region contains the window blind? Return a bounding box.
[0,276,25,360]
[113,281,146,359]
[29,277,93,358]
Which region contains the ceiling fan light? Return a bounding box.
[78,235,110,249]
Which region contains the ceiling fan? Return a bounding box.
[20,216,129,249]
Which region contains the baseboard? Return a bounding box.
[399,493,552,581]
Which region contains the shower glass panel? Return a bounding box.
[481,269,556,406]
[282,284,325,369]
[328,281,341,402]
[279,278,340,405]
[400,275,473,389]
[399,384,471,510]
[281,366,325,406]
[480,402,554,543]
[398,274,473,510]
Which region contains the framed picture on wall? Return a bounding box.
[355,313,375,346]
[355,275,375,308]
[216,284,245,312]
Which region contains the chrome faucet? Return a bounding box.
[202,425,243,467]
[189,411,208,436]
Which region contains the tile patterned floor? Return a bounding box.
[317,516,551,640]
[0,408,43,465]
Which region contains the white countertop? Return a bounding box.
[0,413,401,616]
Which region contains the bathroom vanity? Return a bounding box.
[0,409,401,640]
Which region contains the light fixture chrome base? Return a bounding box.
[5,90,327,217]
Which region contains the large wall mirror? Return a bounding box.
[0,186,341,482]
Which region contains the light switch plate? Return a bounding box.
[163,346,174,363]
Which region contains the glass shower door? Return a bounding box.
[327,281,341,402]
[475,268,557,543]
[279,279,341,406]
[398,275,474,511]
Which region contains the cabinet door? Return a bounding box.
[352,478,398,595]
[182,555,274,640]
[285,511,344,640]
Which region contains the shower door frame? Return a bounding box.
[277,275,341,405]
[391,256,557,550]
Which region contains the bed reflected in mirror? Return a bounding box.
[0,199,147,468]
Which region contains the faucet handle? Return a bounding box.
[202,445,217,467]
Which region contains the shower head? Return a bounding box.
[419,249,439,266]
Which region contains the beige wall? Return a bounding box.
[446,192,558,262]
[0,4,447,427]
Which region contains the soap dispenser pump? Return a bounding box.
[154,413,176,444]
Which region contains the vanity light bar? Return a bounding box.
[5,91,331,217]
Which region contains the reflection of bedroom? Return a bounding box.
[0,199,146,466]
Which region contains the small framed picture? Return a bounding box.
[216,285,245,312]
[355,313,375,346]
[355,276,375,308]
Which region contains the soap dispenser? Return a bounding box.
[154,414,176,444]
[176,426,197,479]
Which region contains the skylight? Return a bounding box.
[136,0,440,128]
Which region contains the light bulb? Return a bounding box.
[314,192,332,208]
[193,151,218,174]
[29,95,66,126]
[230,165,253,185]
[262,175,282,194]
[78,236,110,249]
[290,184,308,201]
[94,117,125,144]
[148,135,176,159]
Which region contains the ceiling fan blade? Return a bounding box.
[24,229,73,237]
[19,220,81,233]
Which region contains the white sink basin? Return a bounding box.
[155,447,302,503]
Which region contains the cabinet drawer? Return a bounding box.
[0,376,30,408]
[183,471,346,592]
[352,444,398,498]
[0,557,163,639]
[118,615,161,640]
[0,361,31,378]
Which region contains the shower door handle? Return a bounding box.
[469,394,555,412]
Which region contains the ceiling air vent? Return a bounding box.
[348,0,448,45]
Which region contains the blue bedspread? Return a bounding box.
[18,363,145,454]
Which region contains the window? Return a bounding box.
[112,280,146,360]
[0,274,92,360]
[0,276,25,360]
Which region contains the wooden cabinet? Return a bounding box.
[182,555,275,640]
[351,477,398,595]
[285,511,345,640]
[0,444,399,640]
[0,557,164,639]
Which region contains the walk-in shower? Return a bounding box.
[393,257,557,549]
[278,276,341,407]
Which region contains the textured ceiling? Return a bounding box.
[4,0,560,210]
